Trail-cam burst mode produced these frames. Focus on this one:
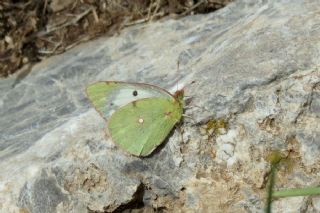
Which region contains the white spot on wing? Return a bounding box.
[138,118,144,124]
[104,84,173,120]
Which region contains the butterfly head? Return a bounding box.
[173,89,184,105]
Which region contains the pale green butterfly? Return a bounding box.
[86,81,184,157]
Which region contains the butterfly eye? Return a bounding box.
[132,90,138,96]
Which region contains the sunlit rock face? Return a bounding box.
[1,0,320,212]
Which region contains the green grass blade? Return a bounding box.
[273,187,320,198]
[265,163,277,213]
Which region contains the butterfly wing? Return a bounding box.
[86,81,174,120]
[107,97,183,156]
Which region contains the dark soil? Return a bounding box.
[0,0,232,78]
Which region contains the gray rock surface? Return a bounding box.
[1,0,320,212]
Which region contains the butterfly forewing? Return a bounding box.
[86,81,174,120]
[107,97,183,156]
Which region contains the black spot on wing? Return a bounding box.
[133,90,138,96]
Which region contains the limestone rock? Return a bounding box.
[1,0,319,212]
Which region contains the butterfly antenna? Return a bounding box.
[177,61,197,93]
[176,60,180,91]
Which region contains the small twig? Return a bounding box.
[71,0,79,10]
[91,7,99,23]
[151,11,165,20]
[150,0,161,22]
[2,1,31,9]
[38,40,62,55]
[179,0,206,17]
[42,0,48,16]
[47,7,93,32]
[124,12,164,27]
[28,7,93,41]
[146,0,154,21]
[123,18,148,27]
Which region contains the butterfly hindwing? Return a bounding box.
[86,81,173,120]
[107,97,183,156]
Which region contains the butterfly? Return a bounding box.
[86,81,184,157]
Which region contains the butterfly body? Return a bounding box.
[86,81,184,156]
